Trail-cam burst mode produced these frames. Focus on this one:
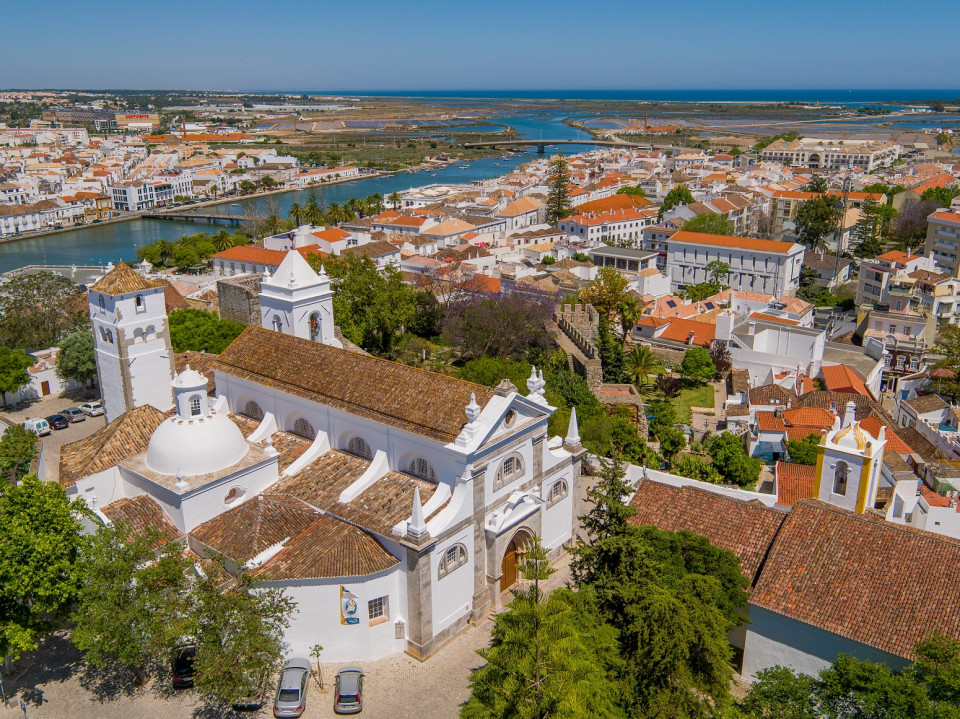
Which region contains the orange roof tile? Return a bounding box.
[670,230,798,254]
[821,365,870,397]
[775,462,816,507]
[756,411,786,432]
[657,317,716,346]
[749,312,800,326]
[859,415,914,455]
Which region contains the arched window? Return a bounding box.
[144,325,156,341]
[547,479,568,507]
[242,401,264,421]
[438,543,467,579]
[98,294,105,310]
[833,461,849,496]
[408,457,436,482]
[309,313,321,342]
[189,396,202,417]
[495,453,524,489]
[272,315,283,332]
[133,327,144,344]
[105,329,114,344]
[135,294,145,313]
[292,418,315,440]
[223,486,246,506]
[346,436,372,460]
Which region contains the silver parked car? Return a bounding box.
[334,666,365,714]
[62,407,86,423]
[79,401,104,416]
[273,658,310,718]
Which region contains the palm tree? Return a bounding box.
[367,192,384,214]
[618,296,642,340]
[627,345,661,388]
[289,202,303,227]
[263,213,284,236]
[156,238,172,266]
[212,229,233,252]
[388,191,402,211]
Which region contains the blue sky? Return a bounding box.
[4,0,959,91]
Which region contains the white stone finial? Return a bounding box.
[565,406,581,448]
[465,392,481,423]
[527,364,539,394]
[263,266,271,279]
[408,486,427,537]
[175,466,189,491]
[843,400,857,428]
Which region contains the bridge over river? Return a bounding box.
[462,138,650,153]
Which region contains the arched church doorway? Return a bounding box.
[500,529,532,592]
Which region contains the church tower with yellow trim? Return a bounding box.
[813,401,886,514]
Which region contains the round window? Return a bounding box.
[223,486,247,506]
[504,409,517,428]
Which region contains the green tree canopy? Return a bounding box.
[921,185,960,208]
[682,213,736,236]
[313,254,417,355]
[72,523,192,684]
[441,293,553,362]
[785,432,821,465]
[0,424,38,485]
[597,315,629,384]
[708,432,761,487]
[55,329,97,391]
[0,272,87,350]
[659,185,695,221]
[795,192,842,253]
[679,346,716,385]
[0,346,34,409]
[0,476,85,661]
[458,357,531,394]
[168,308,247,354]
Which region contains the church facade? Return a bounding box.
[60,256,584,662]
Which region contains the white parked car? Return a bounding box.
[21,418,51,436]
[79,401,104,416]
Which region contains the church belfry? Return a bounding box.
[88,262,175,423]
[259,251,341,347]
[813,401,886,514]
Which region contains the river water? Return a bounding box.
[0,115,588,273]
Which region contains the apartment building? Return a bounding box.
[558,208,658,246]
[760,138,900,171]
[772,189,887,230]
[665,230,805,296]
[107,180,157,211]
[855,250,936,307]
[925,210,960,277]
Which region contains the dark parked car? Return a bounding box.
[172,644,196,688]
[334,666,364,714]
[45,414,69,430]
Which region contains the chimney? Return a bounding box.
[843,400,857,427]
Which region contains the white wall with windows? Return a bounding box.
[431,529,475,635]
[258,565,407,662]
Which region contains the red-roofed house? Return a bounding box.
[212,245,324,278]
[820,365,871,397]
[775,461,816,507]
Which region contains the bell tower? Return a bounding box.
[88,262,175,423]
[259,251,341,347]
[813,401,886,514]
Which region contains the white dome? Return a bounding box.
[146,412,248,477]
[172,367,207,389]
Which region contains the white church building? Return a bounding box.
[60,257,584,662]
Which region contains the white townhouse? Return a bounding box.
[558,208,658,246]
[61,256,585,663]
[665,230,805,297]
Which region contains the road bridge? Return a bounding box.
[462,138,647,153]
[140,212,244,225]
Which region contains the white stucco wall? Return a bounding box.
[430,529,475,635]
[743,607,908,680]
[258,566,406,662]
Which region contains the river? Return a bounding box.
[0,115,589,273]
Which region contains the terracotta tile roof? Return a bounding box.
[749,384,796,407]
[212,326,493,442]
[339,240,399,259]
[191,494,318,564]
[250,513,398,581]
[227,413,310,473]
[270,450,440,537]
[782,407,836,430]
[876,250,923,264]
[726,403,750,417]
[89,262,160,295]
[756,411,786,432]
[59,405,168,487]
[576,194,653,213]
[930,210,960,224]
[730,368,750,394]
[496,196,544,217]
[101,495,183,547]
[896,425,944,461]
[774,462,815,507]
[858,415,914,455]
[670,230,799,254]
[657,317,716,346]
[157,278,189,312]
[174,351,218,395]
[229,245,325,266]
[753,499,960,660]
[795,390,879,420]
[629,480,786,583]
